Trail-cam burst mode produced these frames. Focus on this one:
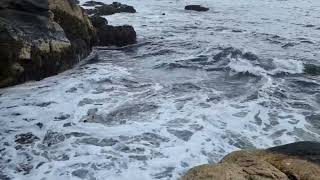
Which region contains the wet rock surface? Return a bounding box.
[182,141,320,180]
[84,1,136,15]
[0,0,137,87]
[0,0,96,87]
[82,0,105,6]
[185,5,209,12]
[90,15,136,47]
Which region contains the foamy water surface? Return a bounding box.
[1,0,320,179]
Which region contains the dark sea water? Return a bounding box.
[1,0,320,179]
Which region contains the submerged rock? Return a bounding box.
[76,137,118,147]
[304,64,320,76]
[167,129,193,141]
[182,141,320,180]
[42,130,65,147]
[15,133,40,145]
[185,5,209,12]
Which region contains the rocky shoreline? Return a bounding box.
[0,0,136,88]
[182,141,320,180]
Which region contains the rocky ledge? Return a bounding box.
[182,141,320,180]
[0,0,136,87]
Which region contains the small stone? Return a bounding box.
[185,5,209,12]
[36,122,43,129]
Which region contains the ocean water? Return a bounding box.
[1,0,320,179]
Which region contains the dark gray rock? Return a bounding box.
[129,155,148,161]
[304,64,320,76]
[54,113,70,121]
[83,1,105,7]
[89,15,108,27]
[0,0,49,14]
[35,122,43,129]
[242,52,259,61]
[185,5,209,12]
[93,2,136,16]
[63,122,72,127]
[90,15,136,47]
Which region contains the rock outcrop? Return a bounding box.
[182,141,320,180]
[84,1,136,16]
[0,0,96,87]
[0,0,137,87]
[185,5,209,12]
[90,15,136,47]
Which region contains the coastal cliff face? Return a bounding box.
[0,0,96,87]
[0,0,137,88]
[182,141,320,180]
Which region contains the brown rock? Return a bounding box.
[181,141,320,180]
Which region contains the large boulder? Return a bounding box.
[90,15,136,46]
[0,0,96,87]
[185,5,209,12]
[85,2,136,16]
[182,141,320,180]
